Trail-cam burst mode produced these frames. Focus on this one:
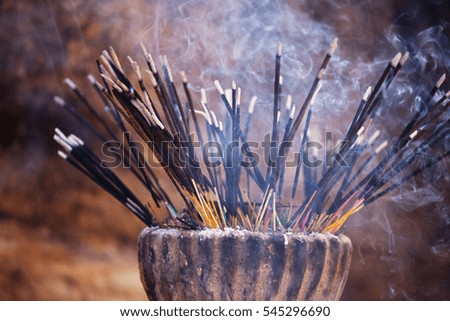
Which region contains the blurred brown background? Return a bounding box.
[0,0,449,300]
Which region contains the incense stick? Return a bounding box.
[54,39,449,234]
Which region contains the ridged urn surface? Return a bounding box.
[138,227,352,300]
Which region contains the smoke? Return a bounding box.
[132,0,336,109]
[95,0,450,228]
[121,0,449,300]
[2,0,448,299]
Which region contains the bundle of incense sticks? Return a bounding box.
[54,39,449,234]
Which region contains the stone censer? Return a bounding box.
[138,228,352,300]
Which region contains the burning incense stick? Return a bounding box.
[54,38,449,234]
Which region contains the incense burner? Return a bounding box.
[138,227,352,300]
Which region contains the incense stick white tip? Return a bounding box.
[277,111,281,123]
[144,53,157,73]
[310,81,322,105]
[286,95,292,110]
[102,50,112,64]
[125,203,138,213]
[289,104,296,119]
[232,80,237,90]
[210,110,219,127]
[139,42,156,72]
[219,121,223,132]
[200,88,207,104]
[167,65,174,83]
[363,86,372,101]
[53,96,65,106]
[98,63,107,76]
[54,128,67,140]
[355,126,366,145]
[367,130,380,145]
[126,198,141,214]
[318,68,325,80]
[134,62,142,80]
[53,127,69,144]
[87,74,96,84]
[139,41,148,56]
[225,88,232,103]
[150,72,158,87]
[63,78,77,90]
[375,140,388,154]
[277,41,282,56]
[194,110,212,125]
[100,55,117,79]
[409,130,418,140]
[145,70,157,87]
[126,198,139,207]
[155,119,165,130]
[148,106,164,130]
[436,73,446,88]
[160,55,173,81]
[329,37,338,56]
[357,126,365,136]
[400,51,410,66]
[109,47,123,72]
[69,134,84,146]
[53,135,72,152]
[128,57,142,79]
[237,87,241,106]
[57,150,68,160]
[214,80,224,95]
[161,55,168,65]
[355,134,364,146]
[66,137,79,147]
[126,55,135,69]
[391,52,402,68]
[279,75,283,85]
[100,73,121,92]
[200,95,212,124]
[249,96,257,114]
[180,71,187,83]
